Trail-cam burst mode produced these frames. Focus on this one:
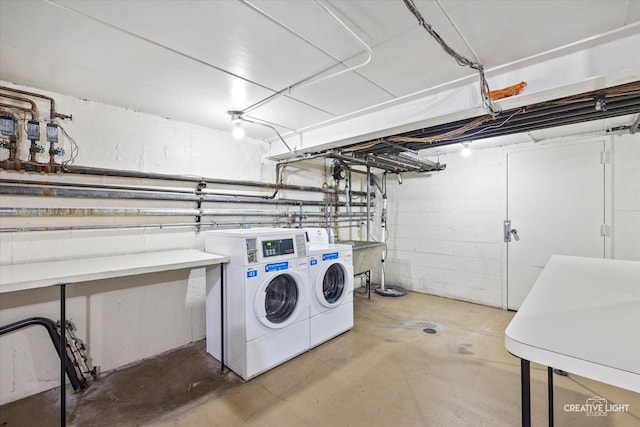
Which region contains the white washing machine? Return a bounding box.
[305,229,354,348]
[204,228,310,380]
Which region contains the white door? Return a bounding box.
[507,140,608,310]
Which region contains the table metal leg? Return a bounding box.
[219,265,225,374]
[521,358,531,427]
[548,367,554,427]
[366,271,371,299]
[60,284,66,427]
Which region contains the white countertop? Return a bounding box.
[505,255,640,392]
[0,249,228,294]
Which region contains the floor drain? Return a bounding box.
[423,328,437,334]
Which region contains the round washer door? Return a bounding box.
[316,262,347,308]
[254,273,301,329]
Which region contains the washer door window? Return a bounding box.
[322,264,346,304]
[264,274,298,324]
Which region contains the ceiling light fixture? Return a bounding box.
[232,122,245,139]
[461,143,472,157]
[226,110,293,152]
[229,110,245,139]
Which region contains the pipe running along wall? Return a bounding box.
[0,88,374,236]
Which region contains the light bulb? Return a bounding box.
[232,122,245,139]
[461,143,471,157]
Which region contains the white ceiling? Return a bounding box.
[1,0,639,148]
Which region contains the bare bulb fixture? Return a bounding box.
[461,143,471,157]
[228,110,245,139]
[232,122,245,139]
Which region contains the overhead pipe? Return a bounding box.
[0,184,371,207]
[0,92,39,114]
[0,317,87,391]
[0,103,35,119]
[241,0,373,115]
[0,86,71,120]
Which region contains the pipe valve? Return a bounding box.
[31,144,45,154]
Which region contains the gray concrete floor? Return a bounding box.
[1,291,638,426]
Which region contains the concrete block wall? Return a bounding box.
[0,82,269,404]
[382,132,640,308]
[383,147,506,307]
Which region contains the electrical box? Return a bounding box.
[46,123,59,143]
[27,120,40,140]
[0,116,17,136]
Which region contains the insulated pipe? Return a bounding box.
[0,184,371,207]
[0,317,87,391]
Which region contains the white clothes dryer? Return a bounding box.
[204,228,310,380]
[307,242,354,348]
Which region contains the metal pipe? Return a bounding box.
[366,166,371,241]
[0,207,369,218]
[0,217,366,233]
[0,86,69,120]
[241,0,373,115]
[0,317,87,391]
[5,179,196,194]
[0,93,38,115]
[0,102,35,119]
[240,116,293,152]
[0,184,370,207]
[61,164,346,195]
[0,102,34,119]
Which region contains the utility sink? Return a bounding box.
[339,240,385,275]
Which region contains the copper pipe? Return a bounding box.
[0,93,38,118]
[0,102,35,119]
[0,86,71,120]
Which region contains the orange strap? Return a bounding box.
[489,81,527,100]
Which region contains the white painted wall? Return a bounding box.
[612,133,640,260]
[383,147,505,306]
[0,82,269,404]
[383,132,640,308]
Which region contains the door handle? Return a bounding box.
[510,229,518,235]
[504,220,511,242]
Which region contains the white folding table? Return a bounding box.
[0,249,228,426]
[505,255,640,427]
